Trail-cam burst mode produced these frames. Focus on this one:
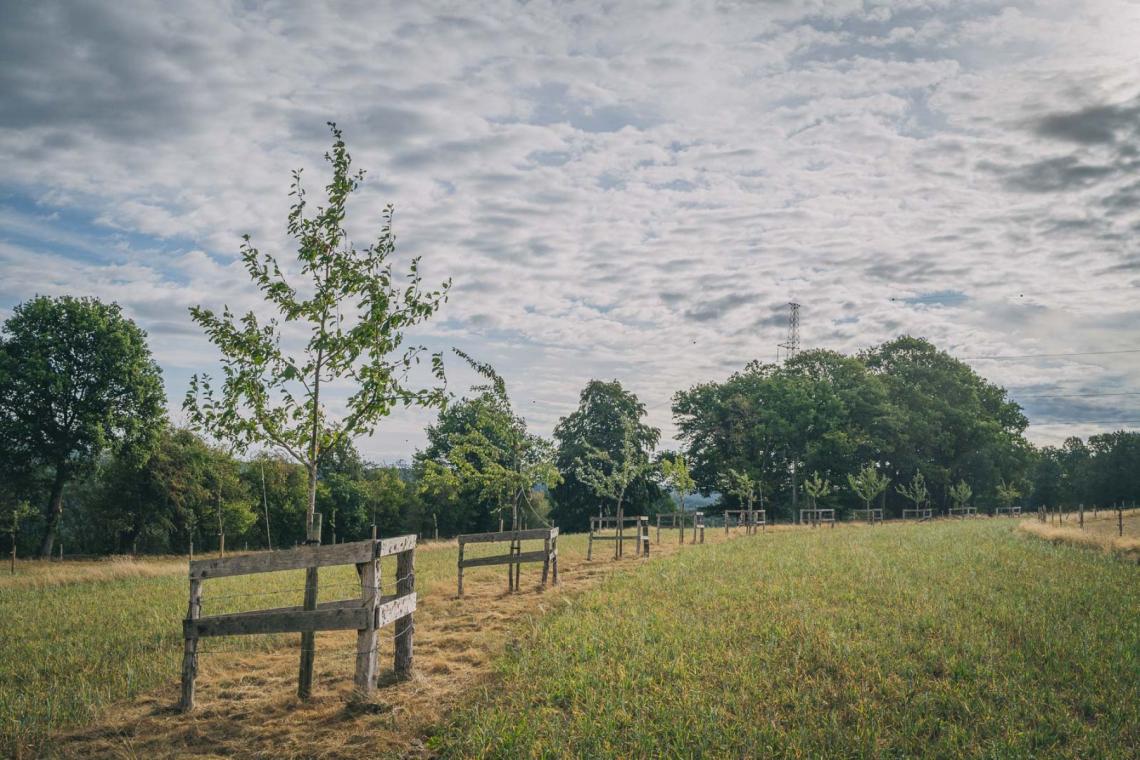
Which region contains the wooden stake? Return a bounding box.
[457,539,465,596]
[298,513,321,700]
[179,578,203,711]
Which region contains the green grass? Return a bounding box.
[431,521,1140,758]
[0,534,589,756]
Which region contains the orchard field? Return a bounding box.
[2,519,1138,758]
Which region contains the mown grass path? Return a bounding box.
[433,521,1140,758]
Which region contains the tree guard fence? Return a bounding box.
[588,514,649,560]
[851,508,883,524]
[799,508,836,528]
[723,509,766,535]
[179,526,416,711]
[456,527,558,596]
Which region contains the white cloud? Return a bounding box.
[2,0,1139,458]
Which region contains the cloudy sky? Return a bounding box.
[2,0,1139,462]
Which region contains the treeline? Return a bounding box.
[9,429,431,557]
[3,295,1139,558]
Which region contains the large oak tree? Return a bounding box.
[0,296,165,556]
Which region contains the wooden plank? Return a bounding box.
[377,534,416,558]
[377,592,417,628]
[459,549,549,568]
[188,605,369,638]
[189,539,373,580]
[457,528,554,544]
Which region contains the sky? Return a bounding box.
[2,0,1139,463]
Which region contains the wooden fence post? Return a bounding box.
[394,547,415,679]
[353,554,380,697]
[457,538,465,596]
[179,578,203,711]
[587,518,594,561]
[551,532,559,585]
[542,536,550,585]
[1119,504,1124,538]
[298,513,321,700]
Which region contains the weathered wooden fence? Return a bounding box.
[655,512,694,544]
[901,508,933,521]
[948,506,978,518]
[179,531,416,711]
[588,514,649,560]
[851,508,883,524]
[995,506,1021,517]
[690,511,706,544]
[799,508,836,527]
[456,527,558,595]
[723,509,765,535]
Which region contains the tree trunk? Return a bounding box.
[38,464,68,558]
[305,462,318,539]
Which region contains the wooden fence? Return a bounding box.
[456,527,558,595]
[179,528,416,711]
[723,509,765,535]
[902,508,933,521]
[588,514,649,560]
[851,508,883,524]
[948,507,978,518]
[995,506,1022,517]
[655,512,695,544]
[799,508,836,527]
[690,511,706,544]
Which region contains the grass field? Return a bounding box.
[3,521,1138,758]
[432,521,1140,758]
[0,531,682,757]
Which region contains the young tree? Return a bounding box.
[847,463,890,512]
[660,453,696,513]
[897,471,929,513]
[803,471,832,509]
[574,418,654,523]
[996,478,1021,511]
[0,296,165,556]
[3,500,33,574]
[720,468,758,513]
[185,124,449,538]
[416,353,560,534]
[949,480,973,511]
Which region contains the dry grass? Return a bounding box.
[0,555,188,590]
[1018,509,1140,563]
[38,527,742,759]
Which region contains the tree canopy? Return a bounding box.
[0,295,165,556]
[184,123,449,538]
[551,380,661,530]
[673,337,1034,517]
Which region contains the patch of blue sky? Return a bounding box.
[0,189,198,283]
